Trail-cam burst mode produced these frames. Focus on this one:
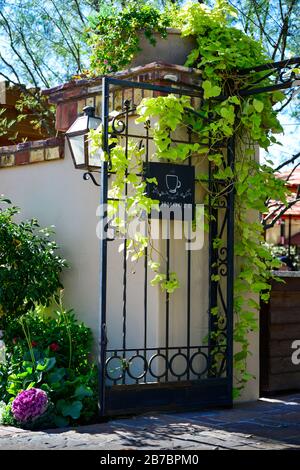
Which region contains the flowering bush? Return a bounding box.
[0,304,98,429]
[12,388,48,423]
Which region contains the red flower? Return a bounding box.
[49,342,60,352]
[13,337,18,345]
[31,341,37,347]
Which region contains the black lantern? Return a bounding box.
[65,105,102,169]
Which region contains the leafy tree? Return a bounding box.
[0,0,92,144]
[228,0,299,60]
[0,0,90,88]
[0,0,181,87]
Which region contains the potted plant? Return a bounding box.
[85,1,196,74]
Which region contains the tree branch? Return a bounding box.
[0,11,39,88]
[48,0,82,72]
[228,0,277,51]
[0,70,25,89]
[264,196,300,229]
[0,53,22,85]
[274,151,300,172]
[16,26,50,88]
[72,0,87,24]
[275,91,294,113]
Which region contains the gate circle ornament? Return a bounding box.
[189,351,209,377]
[127,354,148,380]
[105,355,125,381]
[169,352,189,378]
[148,353,168,379]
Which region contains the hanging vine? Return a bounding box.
[89,1,291,397]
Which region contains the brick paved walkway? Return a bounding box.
[0,394,300,450]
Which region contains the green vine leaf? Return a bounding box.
[202,80,221,99]
[253,99,264,113]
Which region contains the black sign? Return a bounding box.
[144,162,195,220]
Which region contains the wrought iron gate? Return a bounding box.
[98,77,234,416]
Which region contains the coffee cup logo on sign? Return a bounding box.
[166,174,182,194]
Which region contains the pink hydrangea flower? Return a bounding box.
[12,388,48,423]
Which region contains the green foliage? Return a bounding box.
[0,304,97,428]
[0,1,179,87]
[2,401,56,430]
[150,271,180,294]
[3,302,93,372]
[0,108,17,142]
[14,91,56,139]
[267,243,300,271]
[86,1,175,74]
[0,88,56,144]
[0,198,66,324]
[90,121,181,292]
[136,94,200,161]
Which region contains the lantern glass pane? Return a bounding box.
[69,134,85,166]
[67,115,88,133]
[88,138,103,168]
[88,116,102,130]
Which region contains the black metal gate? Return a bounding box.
[98,77,234,416]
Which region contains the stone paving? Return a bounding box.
[0,394,300,450]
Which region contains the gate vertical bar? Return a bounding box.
[165,236,170,381]
[226,135,235,396]
[98,76,110,417]
[121,101,129,384]
[208,159,219,377]
[186,126,192,380]
[144,123,149,383]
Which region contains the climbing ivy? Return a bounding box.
[89,1,291,397]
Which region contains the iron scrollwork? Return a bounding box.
[111,100,137,136]
[105,347,210,384]
[83,171,101,187]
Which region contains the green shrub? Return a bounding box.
[3,303,93,373]
[0,197,66,325]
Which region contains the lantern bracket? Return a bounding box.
[83,171,101,187]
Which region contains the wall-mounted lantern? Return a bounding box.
[65,106,102,170]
